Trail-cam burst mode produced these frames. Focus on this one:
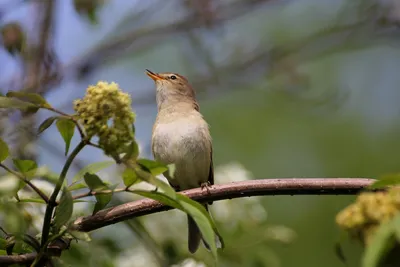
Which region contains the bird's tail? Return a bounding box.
[187,204,210,253]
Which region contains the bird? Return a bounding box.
[146,69,213,253]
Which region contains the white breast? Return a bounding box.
[152,115,211,190]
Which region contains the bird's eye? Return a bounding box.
[170,75,177,80]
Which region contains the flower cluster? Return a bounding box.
[73,81,135,156]
[336,187,400,245]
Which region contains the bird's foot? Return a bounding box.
[200,181,212,194]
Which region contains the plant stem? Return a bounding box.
[40,141,86,249]
[0,163,49,203]
[43,106,86,138]
[71,188,127,201]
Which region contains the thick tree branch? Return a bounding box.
[0,178,376,266]
[73,178,375,232]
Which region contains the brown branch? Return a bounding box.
[0,253,36,266]
[0,163,49,203]
[0,178,377,265]
[72,178,375,232]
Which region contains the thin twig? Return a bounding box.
[0,163,49,203]
[71,188,127,201]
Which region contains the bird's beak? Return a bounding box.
[146,69,163,81]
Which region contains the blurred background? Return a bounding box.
[2,0,400,266]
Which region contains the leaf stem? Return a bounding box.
[43,106,86,138]
[71,188,127,201]
[39,141,86,250]
[0,163,49,203]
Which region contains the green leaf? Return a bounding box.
[37,116,58,135]
[133,190,183,211]
[133,190,222,261]
[6,91,50,107]
[0,137,9,162]
[68,182,87,191]
[12,159,37,174]
[84,173,112,214]
[176,194,224,253]
[369,174,400,189]
[122,167,139,188]
[137,159,168,176]
[71,161,114,183]
[167,164,176,178]
[0,96,38,112]
[123,160,176,198]
[53,188,73,230]
[68,231,91,242]
[362,220,396,267]
[56,118,75,155]
[121,141,139,161]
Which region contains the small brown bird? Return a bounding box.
[146,69,213,253]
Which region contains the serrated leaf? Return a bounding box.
[84,173,112,214]
[0,96,38,112]
[56,118,75,156]
[6,91,50,107]
[0,137,9,162]
[12,159,37,174]
[122,167,138,187]
[369,174,400,189]
[137,159,168,176]
[54,188,73,230]
[362,220,396,267]
[71,161,114,183]
[38,116,58,135]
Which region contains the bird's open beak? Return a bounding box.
[146,69,163,81]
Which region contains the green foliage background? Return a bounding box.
[2,0,400,266]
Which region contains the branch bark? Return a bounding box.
[0,177,376,266]
[73,178,375,232]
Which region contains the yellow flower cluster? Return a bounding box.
[73,81,135,155]
[336,187,400,245]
